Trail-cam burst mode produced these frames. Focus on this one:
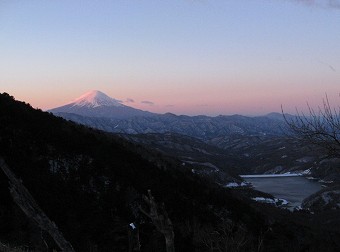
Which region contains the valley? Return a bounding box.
[0,91,339,251]
[49,91,340,208]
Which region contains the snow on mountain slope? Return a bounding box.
[70,90,124,108]
[49,90,155,119]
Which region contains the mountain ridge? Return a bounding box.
[49,90,289,139]
[1,92,340,251]
[69,90,124,108]
[49,90,155,119]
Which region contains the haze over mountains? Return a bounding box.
[49,90,287,138]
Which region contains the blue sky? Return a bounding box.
[0,0,339,115]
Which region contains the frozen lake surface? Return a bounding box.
[244,176,323,208]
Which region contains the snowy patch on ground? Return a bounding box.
[252,197,289,207]
[192,147,212,155]
[293,206,303,211]
[301,168,312,175]
[296,156,314,163]
[185,161,219,171]
[306,176,318,180]
[225,182,250,188]
[241,173,302,178]
[318,179,334,184]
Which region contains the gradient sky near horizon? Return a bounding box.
[1,0,339,116]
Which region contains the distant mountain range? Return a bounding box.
[48,91,340,215]
[49,90,288,139]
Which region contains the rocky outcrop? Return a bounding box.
[0,157,75,252]
[302,186,340,212]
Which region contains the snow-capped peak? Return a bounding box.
[70,90,124,108]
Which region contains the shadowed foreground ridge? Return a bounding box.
[0,158,75,252]
[0,92,339,251]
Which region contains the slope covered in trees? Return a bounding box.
[0,93,339,251]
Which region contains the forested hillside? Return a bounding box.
[0,93,339,251]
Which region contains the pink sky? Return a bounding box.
[1,1,339,116]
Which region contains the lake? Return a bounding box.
[243,176,323,208]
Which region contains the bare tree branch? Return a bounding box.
[282,95,340,157]
[140,190,175,252]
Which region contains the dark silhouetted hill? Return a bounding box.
[0,92,339,251]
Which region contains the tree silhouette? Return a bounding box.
[140,190,175,252]
[282,95,340,157]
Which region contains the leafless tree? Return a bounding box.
[193,220,248,252]
[139,190,175,252]
[282,95,340,157]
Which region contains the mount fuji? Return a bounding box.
[49,90,155,119]
[68,90,124,108]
